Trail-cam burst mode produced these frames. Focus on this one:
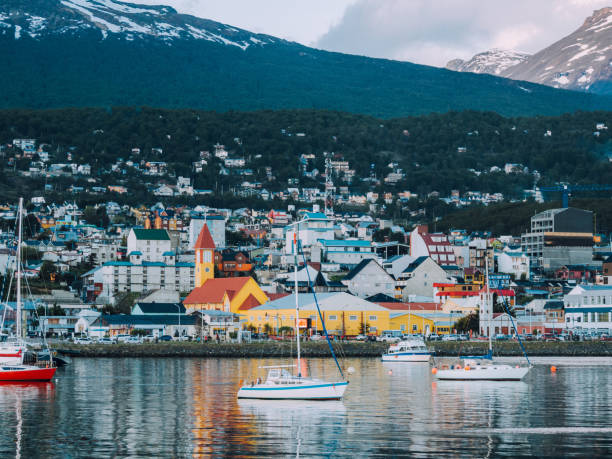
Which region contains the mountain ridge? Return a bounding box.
[0,0,610,117]
[446,7,612,95]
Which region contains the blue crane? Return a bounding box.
[538,184,612,208]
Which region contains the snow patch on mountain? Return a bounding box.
[446,49,530,75]
[1,0,276,50]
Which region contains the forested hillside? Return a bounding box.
[1,108,610,197]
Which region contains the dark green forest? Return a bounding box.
[1,107,611,194]
[0,33,610,118]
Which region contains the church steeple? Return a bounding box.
[194,223,215,287]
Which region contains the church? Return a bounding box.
[183,224,269,314]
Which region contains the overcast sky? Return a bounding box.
[138,0,610,66]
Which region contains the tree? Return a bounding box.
[39,261,57,282]
[454,312,479,334]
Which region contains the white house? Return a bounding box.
[564,285,612,332]
[127,228,172,263]
[497,250,530,280]
[284,212,335,255]
[395,256,449,300]
[316,239,377,269]
[342,259,396,299]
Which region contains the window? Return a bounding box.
[349,315,357,321]
[204,251,212,263]
[369,315,377,321]
[328,315,337,320]
[412,324,418,332]
[598,312,609,322]
[400,325,406,331]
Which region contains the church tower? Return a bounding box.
[194,223,215,287]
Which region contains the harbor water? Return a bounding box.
[0,357,611,457]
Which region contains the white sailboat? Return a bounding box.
[434,259,531,381]
[0,198,56,382]
[237,234,348,400]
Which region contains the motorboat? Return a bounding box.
[382,339,432,362]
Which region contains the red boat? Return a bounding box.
[0,365,56,382]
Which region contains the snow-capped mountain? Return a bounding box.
[0,0,609,115]
[446,8,612,94]
[0,0,277,48]
[502,7,612,93]
[446,49,530,75]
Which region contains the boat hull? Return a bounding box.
[0,366,57,382]
[382,352,432,362]
[436,365,530,381]
[237,381,348,400]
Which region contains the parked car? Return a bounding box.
[125,336,141,344]
[494,334,511,341]
[176,336,191,342]
[380,334,401,343]
[520,334,535,341]
[427,334,442,341]
[354,334,367,341]
[116,334,132,343]
[97,337,114,345]
[442,334,460,342]
[74,337,92,344]
[142,335,156,342]
[458,334,469,341]
[159,335,173,342]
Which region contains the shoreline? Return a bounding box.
[56,341,612,358]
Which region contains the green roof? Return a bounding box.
[132,229,170,241]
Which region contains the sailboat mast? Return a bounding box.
[16,197,23,340]
[485,257,491,352]
[294,228,301,378]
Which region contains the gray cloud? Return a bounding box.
[315,0,611,66]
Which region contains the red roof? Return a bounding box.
[267,292,290,301]
[184,277,250,304]
[377,302,442,311]
[194,224,215,250]
[436,289,515,297]
[239,294,263,310]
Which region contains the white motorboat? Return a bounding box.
[382,339,432,362]
[237,233,348,400]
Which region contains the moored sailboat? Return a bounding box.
[433,259,531,381]
[0,198,56,382]
[237,233,348,400]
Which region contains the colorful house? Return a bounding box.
[184,224,268,314]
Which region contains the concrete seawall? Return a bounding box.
[57,340,612,358]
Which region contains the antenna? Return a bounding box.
[324,157,334,216]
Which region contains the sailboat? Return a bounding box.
[434,259,531,381]
[0,198,56,382]
[237,234,348,400]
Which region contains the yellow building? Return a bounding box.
[389,312,436,335]
[245,292,393,335]
[194,224,215,287]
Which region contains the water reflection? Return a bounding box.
[0,358,610,457]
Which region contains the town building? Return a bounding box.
[341,259,396,299]
[410,225,456,266]
[564,285,612,331]
[127,228,172,263]
[395,256,449,300]
[284,212,335,255]
[521,207,594,271]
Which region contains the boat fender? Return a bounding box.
[455,365,461,370]
[464,365,470,371]
[551,366,557,373]
[431,368,438,374]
